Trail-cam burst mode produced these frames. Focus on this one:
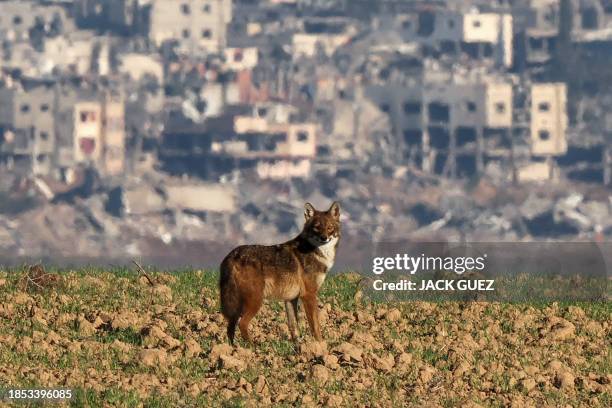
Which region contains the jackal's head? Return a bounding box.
[302,202,341,246]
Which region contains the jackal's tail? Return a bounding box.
[219,257,241,344]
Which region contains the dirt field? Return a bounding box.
[0,267,609,407]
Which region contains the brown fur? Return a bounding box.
[220,202,341,345]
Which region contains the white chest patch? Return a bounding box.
[314,236,338,272]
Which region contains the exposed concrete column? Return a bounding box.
[421,99,431,173]
[509,128,518,185]
[422,128,432,173]
[476,127,484,174]
[449,126,457,179]
[546,156,554,180]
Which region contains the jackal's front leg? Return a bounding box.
[301,295,322,341]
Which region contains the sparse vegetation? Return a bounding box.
[0,267,609,407]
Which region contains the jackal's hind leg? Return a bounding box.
[285,298,300,342]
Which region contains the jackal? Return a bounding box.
[219,202,341,344]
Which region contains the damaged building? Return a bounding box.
[0,81,126,181]
[363,57,575,183]
[160,102,317,180]
[0,83,56,176]
[292,17,357,59]
[385,7,514,68]
[146,0,233,54]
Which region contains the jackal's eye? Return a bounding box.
[326,226,334,234]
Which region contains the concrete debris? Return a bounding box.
[166,185,236,213]
[124,186,165,216]
[1,168,611,263]
[519,194,553,221]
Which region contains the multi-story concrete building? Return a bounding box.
[519,0,612,66]
[365,74,514,177]
[530,83,568,157]
[0,84,126,179]
[394,9,514,67]
[218,103,317,179]
[102,99,126,176]
[0,85,56,176]
[148,0,233,53]
[44,31,112,76]
[364,65,569,182]
[0,1,39,42]
[160,103,317,180]
[0,1,74,43]
[73,100,104,164]
[75,0,141,34]
[292,17,356,59]
[68,96,127,176]
[232,104,316,155]
[2,29,112,77]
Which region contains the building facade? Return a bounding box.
[394,10,514,68]
[148,0,233,53]
[0,85,56,176]
[365,77,567,180]
[530,83,568,156]
[0,84,126,179]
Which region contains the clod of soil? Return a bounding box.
[219,354,247,372]
[310,364,330,385]
[301,341,328,360]
[139,348,168,367]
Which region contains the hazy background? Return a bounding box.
[0,0,611,268]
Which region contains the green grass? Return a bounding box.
[97,327,143,346]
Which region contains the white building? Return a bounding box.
[396,10,514,68]
[148,0,232,54]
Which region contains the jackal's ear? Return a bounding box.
[329,201,340,220]
[304,202,316,220]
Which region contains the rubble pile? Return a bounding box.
[0,167,609,264]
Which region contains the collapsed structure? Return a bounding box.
[364,61,570,183]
